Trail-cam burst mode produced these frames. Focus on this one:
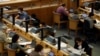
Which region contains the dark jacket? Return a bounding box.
[74,41,91,56]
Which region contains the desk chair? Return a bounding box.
[68,19,80,37]
[53,11,68,29]
[0,41,6,56]
[6,46,16,56]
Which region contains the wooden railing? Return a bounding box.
[2,18,69,56]
[0,0,62,25]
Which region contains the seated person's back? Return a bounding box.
[30,14,40,27]
[56,3,69,21]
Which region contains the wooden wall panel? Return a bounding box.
[62,0,78,10]
[26,6,58,25]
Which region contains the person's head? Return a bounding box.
[75,37,83,45]
[34,44,43,52]
[61,3,66,7]
[31,14,36,18]
[12,34,19,43]
[18,7,23,13]
[39,22,46,28]
[88,12,94,18]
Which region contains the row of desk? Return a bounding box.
[78,7,100,20]
[69,10,100,30]
[2,18,69,56]
[2,18,88,56]
[0,0,60,26]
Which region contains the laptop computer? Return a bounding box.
[45,36,57,45]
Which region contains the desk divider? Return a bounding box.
[0,8,3,21]
[2,18,69,56]
[12,14,15,25]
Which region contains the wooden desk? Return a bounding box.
[0,0,59,25]
[78,7,100,20]
[4,4,58,25]
[3,18,89,56]
[69,13,100,30]
[2,18,69,56]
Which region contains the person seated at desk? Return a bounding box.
[56,3,69,21]
[30,14,40,27]
[15,7,30,26]
[29,44,44,56]
[74,37,92,56]
[15,7,30,20]
[83,12,96,30]
[9,34,27,56]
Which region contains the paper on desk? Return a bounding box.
[95,24,100,27]
[18,41,31,45]
[67,47,82,55]
[55,42,67,48]
[25,48,34,54]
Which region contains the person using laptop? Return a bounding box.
[15,7,30,27]
[74,37,91,56]
[56,3,69,21]
[15,7,30,20]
